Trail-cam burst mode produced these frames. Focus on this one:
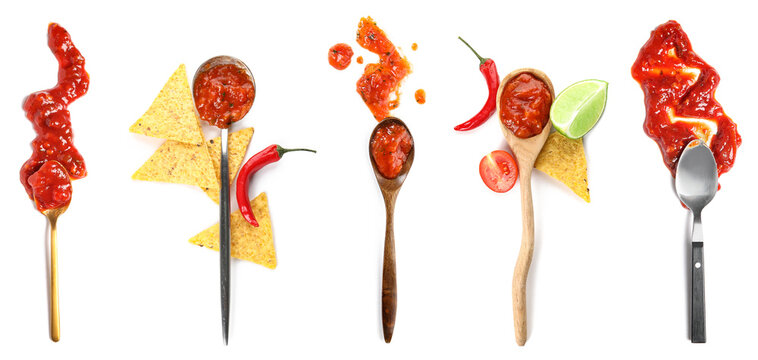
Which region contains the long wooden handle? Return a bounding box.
[381,191,397,343]
[49,217,60,342]
[513,169,534,346]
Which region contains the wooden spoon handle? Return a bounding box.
[513,169,534,346]
[49,217,60,342]
[381,192,397,343]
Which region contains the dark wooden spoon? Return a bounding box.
[369,117,415,343]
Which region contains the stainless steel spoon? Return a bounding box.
[193,56,255,345]
[675,139,718,344]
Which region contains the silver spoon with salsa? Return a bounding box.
[496,68,554,346]
[369,117,415,343]
[193,56,256,345]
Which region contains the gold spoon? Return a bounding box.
[369,117,415,343]
[496,68,555,346]
[30,160,72,343]
[42,205,67,342]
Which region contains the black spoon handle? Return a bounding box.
[691,241,705,343]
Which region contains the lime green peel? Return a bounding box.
[550,80,608,139]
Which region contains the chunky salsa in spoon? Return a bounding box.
[21,23,89,212]
[499,73,552,139]
[370,121,413,179]
[193,62,255,128]
[631,20,741,178]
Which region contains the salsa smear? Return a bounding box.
[370,122,413,179]
[193,63,255,128]
[328,43,354,70]
[631,20,740,177]
[499,73,552,138]
[356,17,411,120]
[21,23,89,212]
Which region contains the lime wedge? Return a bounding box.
[550,80,608,139]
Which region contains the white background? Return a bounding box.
[0,0,755,358]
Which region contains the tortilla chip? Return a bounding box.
[534,132,590,202]
[132,140,219,190]
[189,192,276,269]
[129,64,205,145]
[202,128,255,203]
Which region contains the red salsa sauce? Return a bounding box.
[193,63,255,128]
[499,73,552,138]
[328,43,353,70]
[371,122,413,179]
[631,20,741,177]
[414,89,426,104]
[21,23,88,212]
[28,161,72,212]
[356,17,411,121]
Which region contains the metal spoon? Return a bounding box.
[496,68,555,346]
[193,56,255,345]
[369,117,415,343]
[675,139,718,344]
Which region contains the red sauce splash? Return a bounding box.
[21,23,89,212]
[499,73,552,139]
[631,20,741,177]
[415,89,426,104]
[356,17,411,121]
[411,43,418,51]
[356,56,364,64]
[328,43,353,70]
[193,64,255,128]
[371,122,413,179]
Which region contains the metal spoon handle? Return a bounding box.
[381,190,397,343]
[219,128,231,345]
[691,212,705,343]
[49,216,60,342]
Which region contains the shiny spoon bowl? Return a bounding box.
[675,139,718,343]
[193,55,255,345]
[369,117,415,343]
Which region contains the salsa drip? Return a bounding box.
[21,23,89,212]
[193,63,255,128]
[631,20,741,177]
[356,17,411,121]
[328,43,354,70]
[370,122,413,179]
[499,73,552,139]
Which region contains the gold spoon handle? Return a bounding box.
[512,169,534,346]
[381,191,397,343]
[49,216,60,342]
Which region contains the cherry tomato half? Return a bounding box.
[479,150,518,193]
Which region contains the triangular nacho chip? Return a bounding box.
[132,140,218,190]
[535,132,590,202]
[189,192,276,269]
[130,64,205,145]
[202,127,255,203]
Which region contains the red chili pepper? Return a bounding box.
[454,37,500,131]
[236,145,316,226]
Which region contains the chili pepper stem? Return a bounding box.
[275,146,317,157]
[458,36,488,66]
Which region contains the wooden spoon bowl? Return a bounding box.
[496,68,555,346]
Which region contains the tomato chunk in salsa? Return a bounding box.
[631,20,741,177]
[21,23,89,212]
[193,63,255,128]
[371,122,413,179]
[356,17,411,121]
[499,73,552,139]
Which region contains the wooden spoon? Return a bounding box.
[496,68,555,346]
[369,117,415,343]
